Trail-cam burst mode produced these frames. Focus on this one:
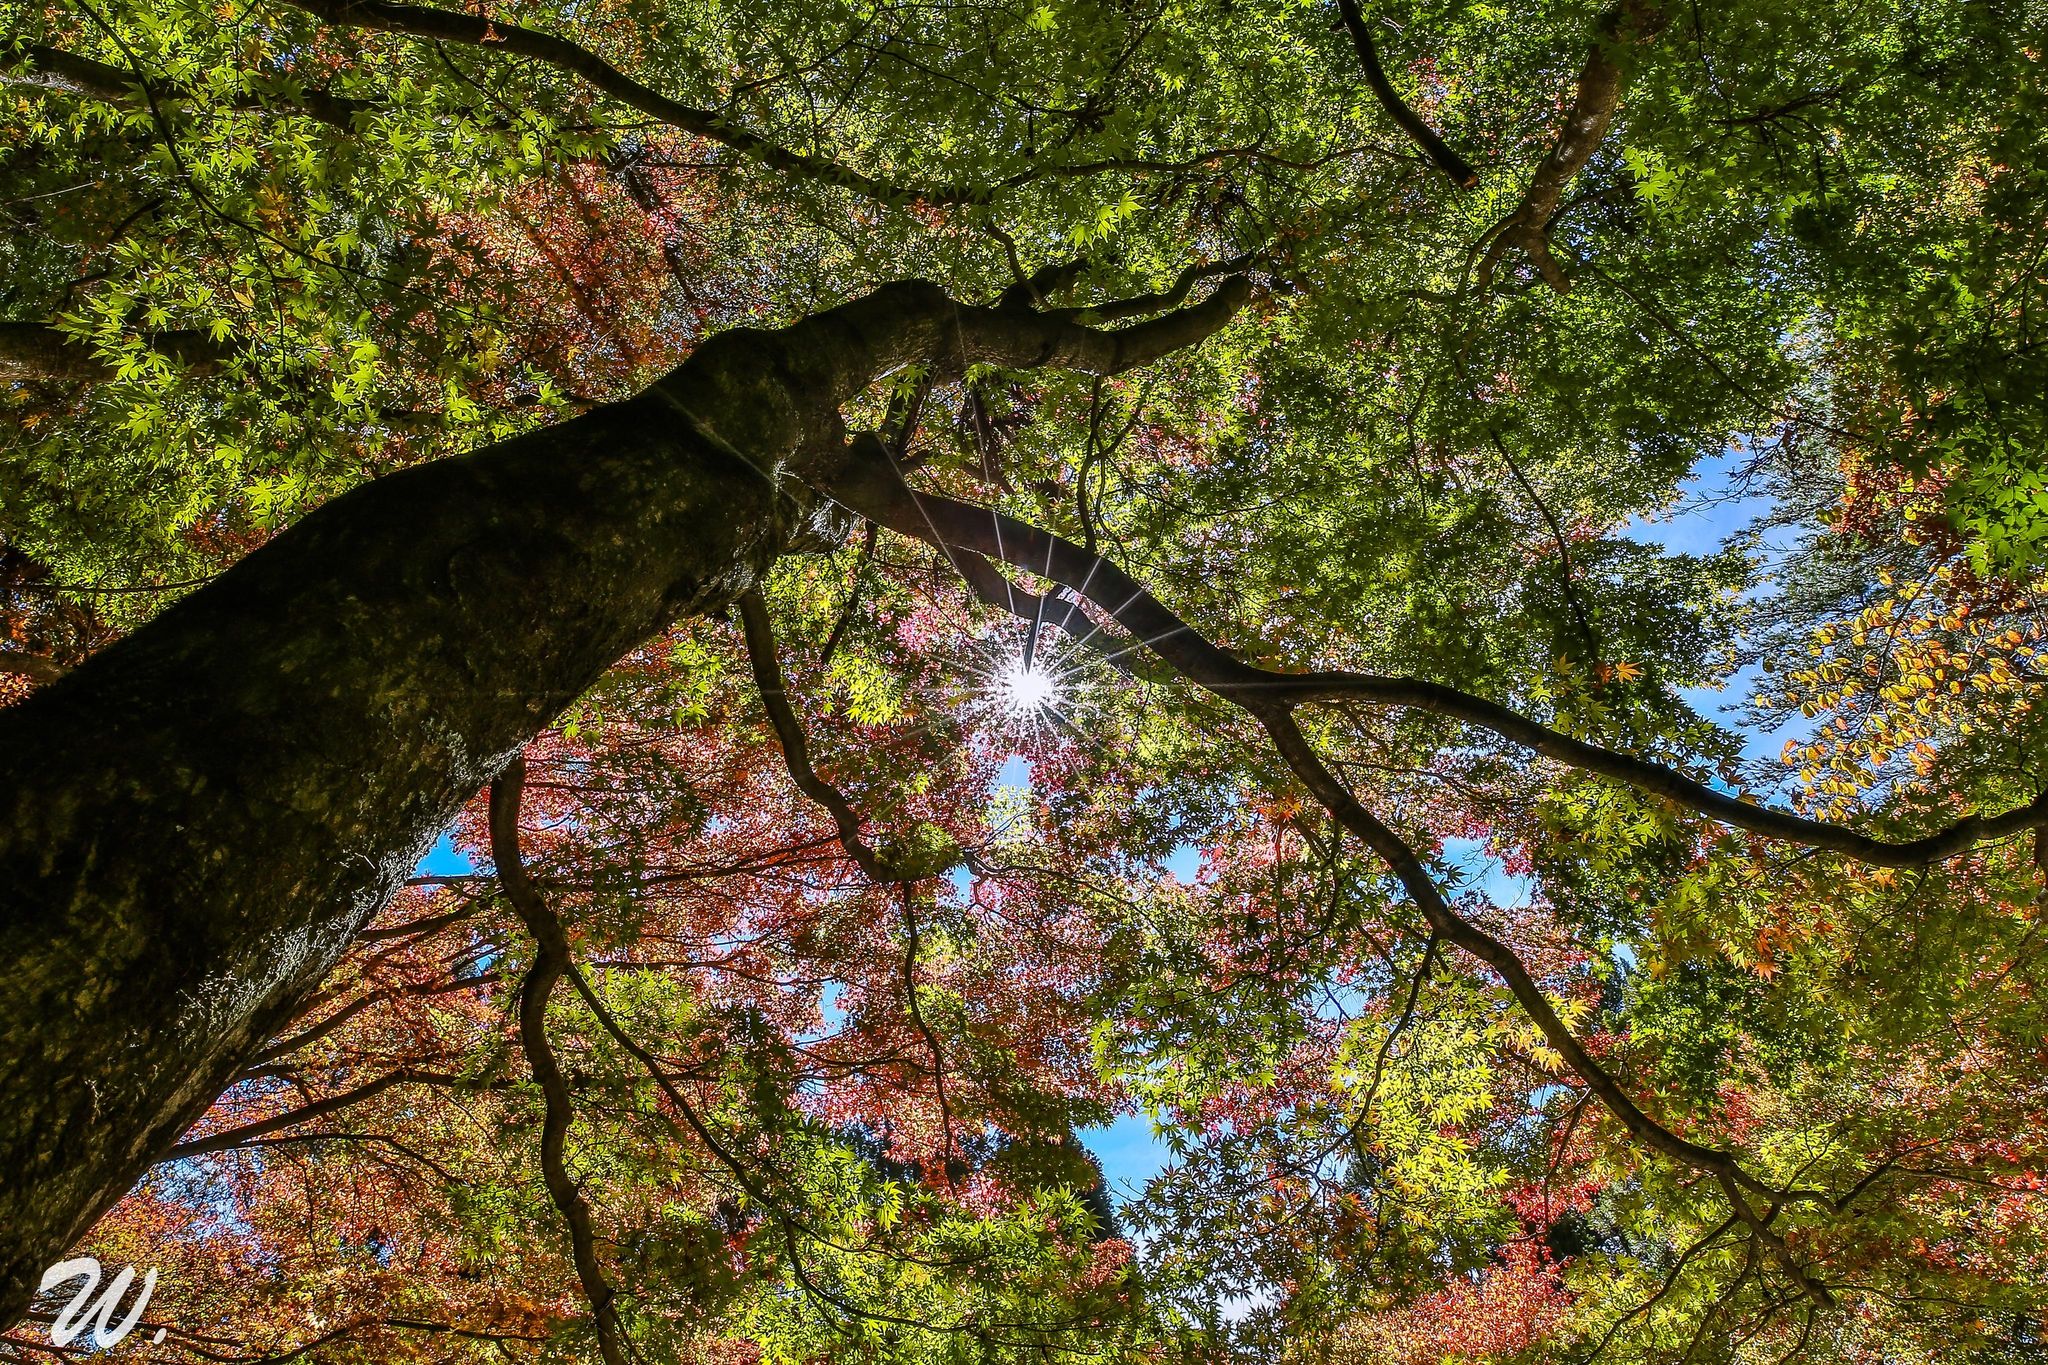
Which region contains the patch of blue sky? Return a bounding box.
[1621,446,1782,559]
[1619,445,1818,772]
[413,831,474,877]
[1161,842,1202,881]
[1087,1112,1171,1205]
[1438,835,1535,909]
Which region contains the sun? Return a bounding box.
[957,612,1092,742]
[997,659,1061,717]
[950,578,1100,741]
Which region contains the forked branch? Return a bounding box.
[160,1070,472,1160]
[1477,0,1666,293]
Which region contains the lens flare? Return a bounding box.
[997,660,1060,716]
[951,580,1104,743]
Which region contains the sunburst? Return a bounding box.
[956,594,1096,743]
[996,657,1060,716]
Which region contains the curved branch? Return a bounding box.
[735,589,893,881]
[898,886,959,1180]
[279,0,958,203]
[1478,0,1666,293]
[169,1131,460,1184]
[1256,711,1770,1184]
[160,1070,463,1159]
[825,452,2046,868]
[489,759,629,1365]
[737,593,965,1174]
[817,522,879,670]
[1334,0,1478,188]
[245,995,382,1069]
[1578,1211,1742,1363]
[736,593,966,1178]
[1490,428,1600,663]
[1279,678,2048,866]
[1716,1173,1836,1307]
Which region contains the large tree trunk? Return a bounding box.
[0,359,824,1322]
[0,274,1247,1322]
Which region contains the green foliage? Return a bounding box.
[15,0,2048,1358]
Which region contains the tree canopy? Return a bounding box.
[2,0,2047,1359]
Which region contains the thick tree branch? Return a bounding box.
[0,320,231,384]
[6,44,367,128]
[824,453,2047,869]
[0,652,66,687]
[745,274,1253,485]
[1478,0,1666,293]
[1334,0,1478,188]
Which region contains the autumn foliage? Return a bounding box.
[6,0,2048,1359]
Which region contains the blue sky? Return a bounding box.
[415,831,475,877]
[1623,446,1815,766]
